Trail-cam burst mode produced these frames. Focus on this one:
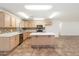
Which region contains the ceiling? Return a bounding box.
[0,3,79,21]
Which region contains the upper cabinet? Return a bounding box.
[0,12,4,27]
[4,13,11,27]
[11,15,16,27]
[0,11,21,28]
[0,12,11,27]
[20,21,24,27]
[23,20,34,28]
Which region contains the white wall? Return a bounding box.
[45,20,79,36]
[60,21,79,36]
[45,20,60,37]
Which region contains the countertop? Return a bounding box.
[0,32,20,37]
[30,32,56,36]
[0,30,57,37]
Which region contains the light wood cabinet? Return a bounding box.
[24,21,28,27]
[10,36,16,50]
[10,35,19,50]
[30,35,56,48]
[23,32,31,40]
[4,13,11,27]
[0,12,11,27]
[15,35,19,46]
[11,15,16,27]
[0,12,17,28]
[20,21,24,27]
[0,12,4,27]
[0,35,19,51]
[24,20,34,28]
[0,37,10,51]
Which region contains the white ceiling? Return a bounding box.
[0,3,79,21]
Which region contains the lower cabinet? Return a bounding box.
[10,36,16,50]
[10,35,19,50]
[0,37,10,51]
[0,35,19,52]
[15,35,19,46]
[23,32,31,40]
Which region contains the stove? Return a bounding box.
[36,25,45,32]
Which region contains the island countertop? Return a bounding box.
[30,32,56,36]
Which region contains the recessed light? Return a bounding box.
[24,5,52,10]
[49,12,60,18]
[17,12,29,19]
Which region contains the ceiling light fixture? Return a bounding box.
[33,18,45,20]
[17,12,29,19]
[24,5,52,10]
[49,12,60,18]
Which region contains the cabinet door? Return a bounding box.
[16,18,21,27]
[11,16,16,27]
[23,32,27,40]
[20,21,24,27]
[0,12,4,27]
[15,35,19,46]
[24,21,28,27]
[4,13,11,27]
[10,36,16,49]
[0,37,10,51]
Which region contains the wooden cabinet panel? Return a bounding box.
[4,13,11,27]
[15,35,19,46]
[11,16,16,27]
[0,12,4,27]
[0,37,10,51]
[10,36,16,49]
[30,35,56,47]
[24,20,34,28]
[0,35,19,51]
[20,21,24,27]
[0,12,18,28]
[23,32,30,40]
[10,35,19,50]
[24,21,28,27]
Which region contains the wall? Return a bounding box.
[60,21,79,36]
[45,20,60,37]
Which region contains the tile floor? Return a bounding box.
[7,36,79,56]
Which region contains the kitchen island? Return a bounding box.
[30,32,57,48]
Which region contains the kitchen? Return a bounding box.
[0,3,79,56]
